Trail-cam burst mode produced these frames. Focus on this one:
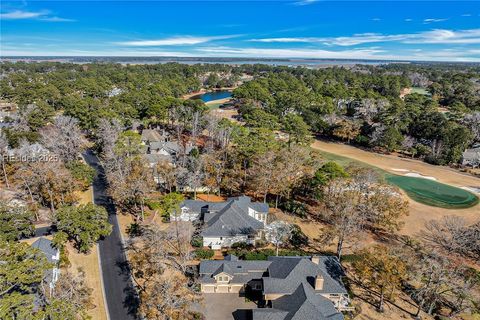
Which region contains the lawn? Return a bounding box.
[410,87,430,95]
[317,149,479,209]
[386,175,479,209]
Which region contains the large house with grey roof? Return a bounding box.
[174,196,269,249]
[199,255,350,319]
[31,237,60,295]
[462,146,480,167]
[141,128,194,165]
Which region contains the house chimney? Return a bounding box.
[311,255,320,265]
[315,274,324,291]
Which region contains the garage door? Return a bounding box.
[202,285,215,293]
[229,285,243,293]
[216,285,229,293]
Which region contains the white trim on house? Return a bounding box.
[170,206,200,222]
[203,235,258,249]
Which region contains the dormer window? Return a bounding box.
[216,275,230,282]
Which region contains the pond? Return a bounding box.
[191,90,232,102]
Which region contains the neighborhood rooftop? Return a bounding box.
[253,282,344,320]
[31,237,58,263]
[199,255,349,319]
[201,198,266,237]
[177,195,269,248]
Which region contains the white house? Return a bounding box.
[31,237,60,295]
[173,196,269,249]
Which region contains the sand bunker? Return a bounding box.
[404,172,437,180]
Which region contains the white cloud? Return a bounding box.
[461,13,472,17]
[0,9,74,22]
[0,10,46,20]
[405,18,413,22]
[405,29,480,44]
[249,37,314,43]
[249,29,480,46]
[197,46,385,59]
[40,16,75,22]
[0,47,190,57]
[250,34,408,46]
[196,46,479,62]
[115,35,236,46]
[292,0,319,6]
[423,18,448,24]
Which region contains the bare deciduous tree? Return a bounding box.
[265,220,293,256]
[126,224,201,320]
[421,216,480,260]
[0,132,10,188]
[40,115,86,162]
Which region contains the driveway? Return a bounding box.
[200,293,256,320]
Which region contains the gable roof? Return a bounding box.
[463,147,480,160]
[263,256,347,295]
[259,283,344,320]
[181,196,269,215]
[141,129,165,143]
[200,259,271,285]
[31,237,58,263]
[201,200,265,237]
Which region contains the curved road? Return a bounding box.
[83,150,138,320]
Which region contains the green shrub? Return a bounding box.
[194,248,214,260]
[231,242,253,250]
[145,199,162,210]
[190,236,203,248]
[278,249,308,256]
[244,249,275,260]
[280,200,308,218]
[126,223,143,237]
[65,160,95,190]
[255,240,268,248]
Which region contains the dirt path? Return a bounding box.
[311,140,480,236]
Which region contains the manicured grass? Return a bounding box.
[316,150,479,209]
[410,87,430,95]
[206,102,223,109]
[386,175,479,209]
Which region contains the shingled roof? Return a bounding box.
[199,257,270,285]
[264,256,347,295]
[141,129,165,143]
[31,237,58,263]
[253,283,344,320]
[201,199,265,237]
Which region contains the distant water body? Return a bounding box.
[1,57,391,67]
[123,59,387,67]
[191,91,232,102]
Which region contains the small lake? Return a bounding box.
[191,90,232,102]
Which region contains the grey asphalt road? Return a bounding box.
[83,150,139,320]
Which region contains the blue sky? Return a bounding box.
[1,1,480,61]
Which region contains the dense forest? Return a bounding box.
[1,61,479,319]
[1,61,479,165]
[233,64,480,165]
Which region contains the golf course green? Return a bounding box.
[317,150,479,209]
[386,175,479,209]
